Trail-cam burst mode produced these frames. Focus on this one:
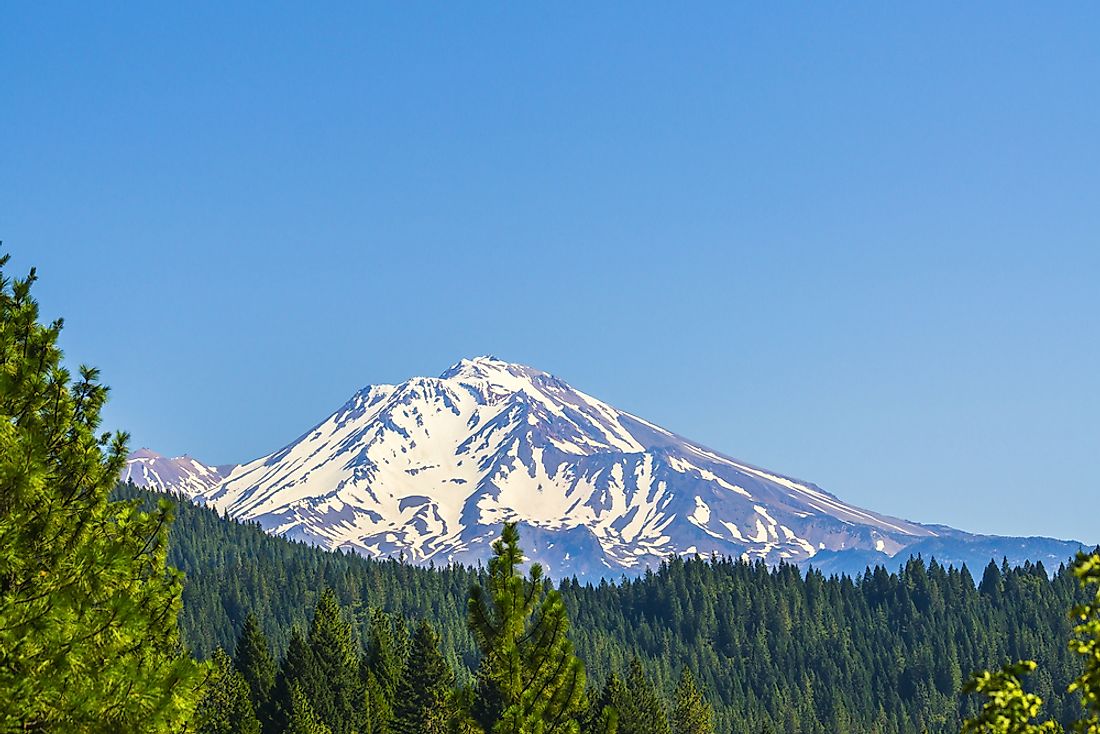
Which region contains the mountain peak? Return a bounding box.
[441,354,517,374]
[439,355,554,386]
[149,356,945,576]
[123,359,1082,579]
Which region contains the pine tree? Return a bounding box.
[393,620,455,734]
[364,606,403,732]
[468,522,586,734]
[0,255,205,730]
[234,612,277,730]
[447,685,487,734]
[306,588,365,734]
[272,627,318,733]
[286,683,334,734]
[670,669,712,734]
[980,561,1004,598]
[362,669,391,734]
[195,648,262,734]
[580,674,622,734]
[616,659,670,734]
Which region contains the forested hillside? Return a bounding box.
[120,483,1092,733]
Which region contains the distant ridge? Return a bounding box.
[123,448,236,499]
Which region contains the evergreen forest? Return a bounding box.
[119,482,1096,734]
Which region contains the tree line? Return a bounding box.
[130,477,1095,734]
[192,522,713,734]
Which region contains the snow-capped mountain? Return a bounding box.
[124,357,1081,578]
[123,448,237,499]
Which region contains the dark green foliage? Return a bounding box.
[960,551,1100,734]
[272,628,317,733]
[361,669,391,734]
[196,649,262,734]
[960,660,1059,734]
[270,593,372,734]
[196,523,600,734]
[580,673,623,734]
[393,620,455,734]
[0,257,205,731]
[616,658,670,734]
[117,480,483,670]
[365,606,405,731]
[306,588,366,734]
[448,685,485,734]
[468,522,586,734]
[671,669,712,734]
[118,482,1095,734]
[235,612,277,730]
[285,683,332,734]
[564,555,1089,734]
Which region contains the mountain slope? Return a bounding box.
[122,448,237,499]
[125,356,1080,578]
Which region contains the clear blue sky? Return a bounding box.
[3,4,1097,543]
